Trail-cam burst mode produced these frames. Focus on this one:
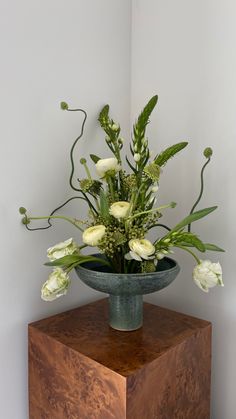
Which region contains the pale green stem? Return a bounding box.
[176,245,201,264]
[83,162,92,180]
[107,177,115,201]
[128,203,175,222]
[78,244,88,251]
[28,215,84,232]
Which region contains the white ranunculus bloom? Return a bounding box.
[41,268,70,302]
[126,239,155,261]
[47,238,78,261]
[95,157,121,178]
[109,201,130,219]
[193,260,224,292]
[82,225,106,246]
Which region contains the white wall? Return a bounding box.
[0,1,131,418]
[1,0,235,417]
[132,1,236,418]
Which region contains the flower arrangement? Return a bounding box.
[19,95,224,301]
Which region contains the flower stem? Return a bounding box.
[128,202,175,222]
[28,215,84,232]
[176,245,201,264]
[188,157,211,232]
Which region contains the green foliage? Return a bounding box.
[99,190,110,218]
[45,254,110,268]
[173,232,206,252]
[204,243,225,252]
[154,142,188,167]
[98,104,109,129]
[171,206,217,233]
[90,154,101,163]
[135,95,158,137]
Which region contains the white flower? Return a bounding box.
[47,238,78,261]
[193,260,224,293]
[134,153,141,162]
[82,225,106,246]
[41,268,70,302]
[95,157,121,178]
[109,201,130,219]
[125,239,155,261]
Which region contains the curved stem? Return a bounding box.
[148,223,171,232]
[65,108,98,215]
[188,158,211,232]
[27,215,84,232]
[25,196,86,231]
[176,245,201,264]
[67,108,87,191]
[128,203,175,222]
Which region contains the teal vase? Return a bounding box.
[76,255,180,331]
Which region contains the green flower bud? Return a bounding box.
[204,147,213,158]
[60,101,68,110]
[80,158,87,165]
[19,207,27,214]
[144,163,160,181]
[170,202,177,208]
[111,123,119,132]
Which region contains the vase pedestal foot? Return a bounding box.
[109,294,143,331]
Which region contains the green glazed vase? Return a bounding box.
[75,254,180,331]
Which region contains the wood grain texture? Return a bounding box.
[29,327,126,418]
[29,298,212,418]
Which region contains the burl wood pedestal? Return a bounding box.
[29,299,211,419]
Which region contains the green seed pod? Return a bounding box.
[19,207,27,214]
[22,216,30,225]
[204,147,213,158]
[80,158,87,165]
[60,101,68,110]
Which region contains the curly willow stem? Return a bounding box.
[25,196,85,231]
[188,157,211,232]
[66,107,98,215]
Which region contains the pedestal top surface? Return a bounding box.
[29,299,211,377]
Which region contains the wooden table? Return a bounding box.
[29,299,211,418]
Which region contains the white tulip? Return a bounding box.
[193,260,224,292]
[41,268,70,302]
[109,201,130,219]
[95,157,121,178]
[47,238,78,261]
[126,239,155,261]
[82,225,106,246]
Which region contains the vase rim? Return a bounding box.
[77,254,180,278]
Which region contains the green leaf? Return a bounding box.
[171,206,217,232]
[204,243,225,252]
[90,154,101,164]
[154,142,188,167]
[44,254,81,266]
[176,233,206,252]
[134,95,158,137]
[45,254,111,268]
[126,156,138,173]
[99,190,110,218]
